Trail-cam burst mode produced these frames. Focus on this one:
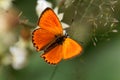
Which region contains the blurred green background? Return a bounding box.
[0,0,120,80]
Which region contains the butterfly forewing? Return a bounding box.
[32,28,55,51]
[38,8,63,35]
[62,38,82,59]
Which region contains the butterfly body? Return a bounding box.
[43,34,68,52]
[32,8,82,64]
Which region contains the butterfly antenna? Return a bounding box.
[50,65,58,80]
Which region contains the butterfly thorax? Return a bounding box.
[43,34,68,52]
[55,34,67,44]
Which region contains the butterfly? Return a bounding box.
[32,7,82,64]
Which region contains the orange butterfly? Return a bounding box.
[32,8,82,64]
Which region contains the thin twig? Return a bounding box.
[50,65,58,80]
[79,0,94,23]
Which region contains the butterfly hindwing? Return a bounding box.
[41,45,63,64]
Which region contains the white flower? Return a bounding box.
[9,37,29,70]
[10,46,27,70]
[0,0,13,10]
[36,0,52,17]
[112,29,118,33]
